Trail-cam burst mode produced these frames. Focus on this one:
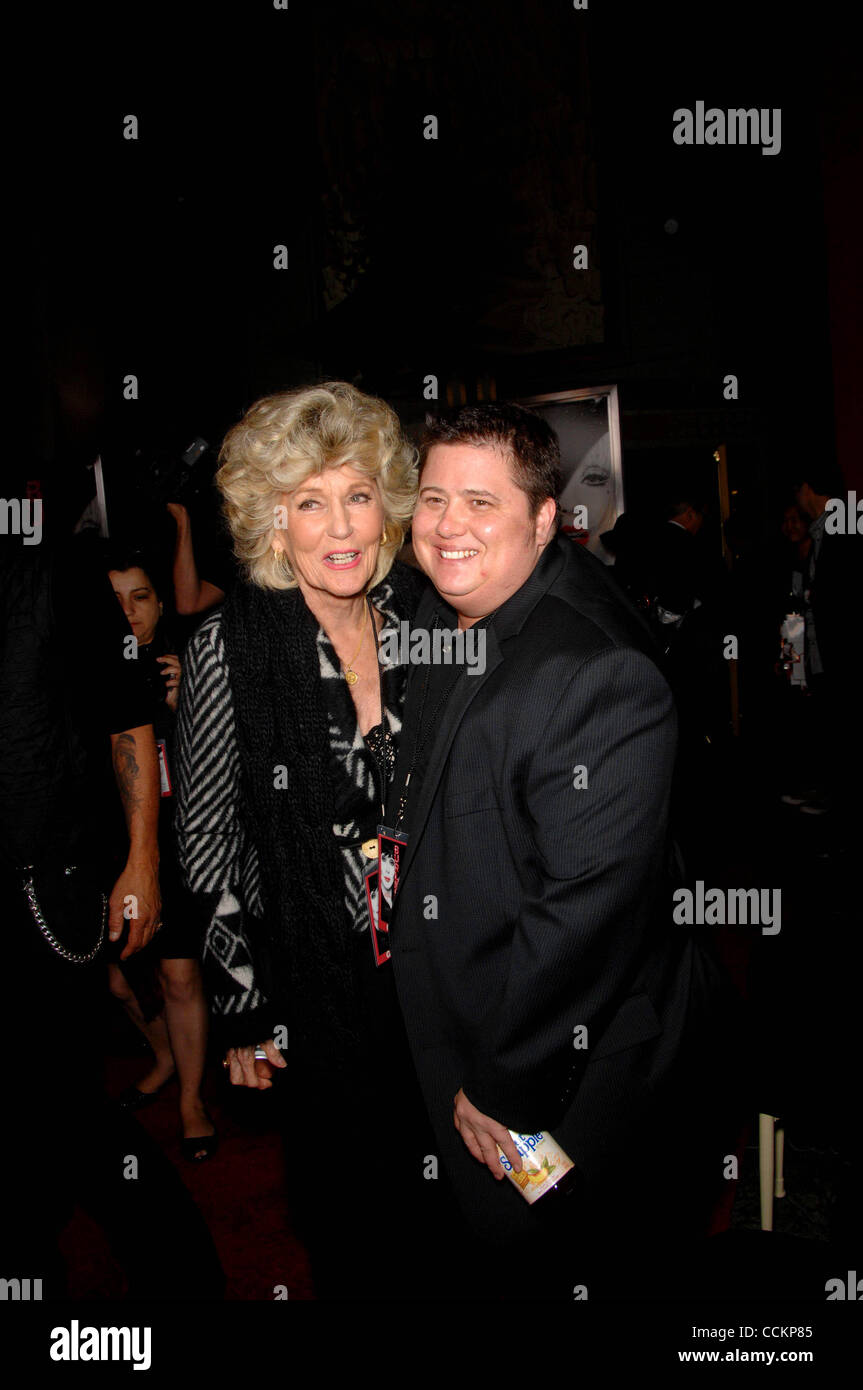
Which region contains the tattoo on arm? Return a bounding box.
[114,732,142,824]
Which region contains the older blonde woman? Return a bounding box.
[174,382,444,1296]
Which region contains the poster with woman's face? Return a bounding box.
[380,848,396,908]
[520,388,623,564]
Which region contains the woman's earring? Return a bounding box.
[273,543,293,578]
[380,526,388,544]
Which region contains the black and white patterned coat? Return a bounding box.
[174,581,405,1025]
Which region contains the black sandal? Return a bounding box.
[180,1126,219,1163]
[115,1084,165,1111]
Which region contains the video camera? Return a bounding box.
[130,435,214,510]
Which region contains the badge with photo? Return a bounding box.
[376,826,408,934]
[364,865,390,966]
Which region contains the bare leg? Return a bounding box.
[158,955,213,1156]
[107,961,175,1092]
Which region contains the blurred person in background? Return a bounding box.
[0,462,222,1297]
[790,465,862,840]
[106,548,216,1162]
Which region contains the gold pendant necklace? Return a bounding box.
[342,605,369,685]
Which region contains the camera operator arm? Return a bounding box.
[167,503,226,616]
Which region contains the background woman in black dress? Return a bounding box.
[106,551,216,1161]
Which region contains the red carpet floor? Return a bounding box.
[60,1052,315,1300]
[59,1045,739,1300]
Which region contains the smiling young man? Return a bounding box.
[410,437,558,630]
[385,404,741,1297]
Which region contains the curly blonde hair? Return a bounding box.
[217,382,418,590]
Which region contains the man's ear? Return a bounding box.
[535,496,558,546]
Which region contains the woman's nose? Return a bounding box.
[327,502,352,537]
[436,503,464,536]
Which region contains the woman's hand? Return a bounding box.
[223,1038,287,1089]
[157,654,182,712]
[453,1087,522,1179]
[109,853,161,958]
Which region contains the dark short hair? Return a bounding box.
[419,403,563,517]
[665,496,705,521]
[790,465,844,498]
[103,543,169,603]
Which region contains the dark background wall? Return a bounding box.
[19,0,861,530]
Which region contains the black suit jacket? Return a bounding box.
[387,536,724,1244]
[809,525,863,684]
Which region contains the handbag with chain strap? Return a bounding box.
[21,861,108,965]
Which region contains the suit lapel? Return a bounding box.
[393,625,503,899]
[389,540,567,908]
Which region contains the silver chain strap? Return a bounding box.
[22,865,108,965]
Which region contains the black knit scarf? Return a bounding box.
[221,561,425,1082]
